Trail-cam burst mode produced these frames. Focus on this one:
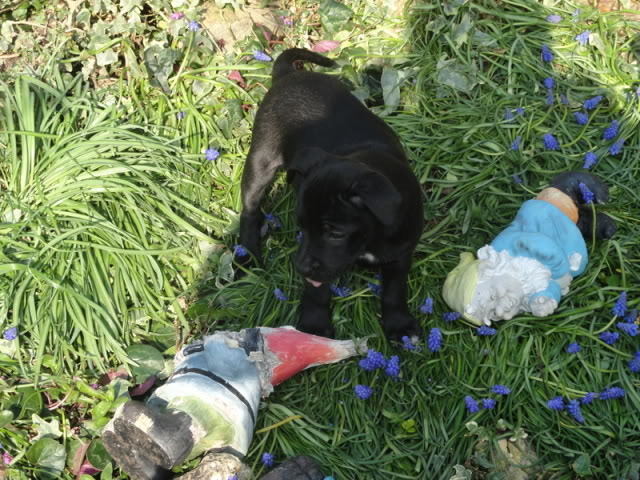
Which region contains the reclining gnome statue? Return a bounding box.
[443,172,616,325]
[103,326,365,480]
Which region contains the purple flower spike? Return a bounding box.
[234,244,248,257]
[574,112,589,125]
[546,90,555,105]
[401,336,417,351]
[3,327,17,341]
[170,12,184,20]
[581,392,596,404]
[442,312,461,322]
[254,50,272,62]
[583,152,597,169]
[599,331,619,345]
[330,284,352,298]
[541,44,554,62]
[477,325,497,336]
[261,453,275,468]
[359,349,386,371]
[464,396,480,413]
[491,385,511,396]
[205,148,220,161]
[575,31,590,46]
[560,94,569,105]
[583,95,603,110]
[187,20,200,32]
[515,107,525,115]
[609,138,625,156]
[504,109,514,121]
[546,14,562,23]
[617,322,638,337]
[629,352,640,373]
[603,120,619,141]
[543,133,560,150]
[420,297,434,314]
[567,400,585,423]
[512,174,523,184]
[355,385,373,400]
[547,396,565,410]
[427,328,443,353]
[624,308,638,323]
[482,398,497,409]
[599,387,625,400]
[385,355,401,379]
[566,342,581,354]
[612,292,628,317]
[511,136,522,151]
[578,182,594,204]
[543,77,555,89]
[273,288,288,301]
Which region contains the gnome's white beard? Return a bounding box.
[466,245,556,324]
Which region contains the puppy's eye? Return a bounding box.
[328,231,346,240]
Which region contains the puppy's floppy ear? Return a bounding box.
[286,147,328,182]
[350,170,402,227]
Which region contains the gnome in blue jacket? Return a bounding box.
[443,172,616,325]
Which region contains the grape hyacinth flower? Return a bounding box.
[575,31,590,46]
[617,322,638,337]
[546,90,554,105]
[170,12,184,20]
[612,292,628,317]
[254,50,272,62]
[541,44,554,62]
[574,112,589,125]
[359,349,386,371]
[567,400,585,423]
[464,396,480,413]
[187,20,200,32]
[566,342,581,354]
[385,355,401,379]
[330,284,352,298]
[543,77,555,89]
[367,281,382,296]
[583,95,603,110]
[581,392,596,404]
[176,111,186,120]
[482,398,497,409]
[578,182,594,204]
[583,152,597,169]
[572,8,581,18]
[512,174,523,184]
[609,138,625,156]
[233,244,248,257]
[624,308,638,323]
[504,109,514,121]
[228,475,238,480]
[264,213,282,229]
[547,396,565,410]
[427,328,443,353]
[477,326,497,336]
[401,336,417,351]
[491,385,511,396]
[3,327,17,341]
[560,94,569,105]
[546,14,562,23]
[543,133,560,150]
[599,387,625,400]
[511,136,522,151]
[599,331,619,345]
[261,453,275,468]
[515,107,525,115]
[629,351,640,373]
[205,148,220,161]
[603,120,619,141]
[420,297,434,314]
[273,288,288,301]
[355,385,373,400]
[442,312,461,322]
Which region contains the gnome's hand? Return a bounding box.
[530,295,558,317]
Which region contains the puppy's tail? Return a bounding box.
[271,48,337,83]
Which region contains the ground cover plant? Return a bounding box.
[0,0,639,478]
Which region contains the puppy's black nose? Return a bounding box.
[296,257,319,276]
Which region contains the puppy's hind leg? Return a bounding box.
[239,145,282,265]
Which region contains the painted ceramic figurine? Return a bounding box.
[103,327,365,480]
[443,172,616,325]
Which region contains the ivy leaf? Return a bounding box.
[27,438,66,479]
[32,414,62,441]
[126,344,164,383]
[573,454,592,477]
[319,0,354,35]
[143,45,179,93]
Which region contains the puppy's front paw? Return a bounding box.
[382,312,422,342]
[297,308,335,338]
[530,296,558,317]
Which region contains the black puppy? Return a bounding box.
[239,48,423,340]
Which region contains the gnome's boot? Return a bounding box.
[103,401,202,480]
[260,456,327,480]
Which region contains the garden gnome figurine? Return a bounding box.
[103,326,365,479]
[443,172,616,325]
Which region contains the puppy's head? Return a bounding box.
[289,148,401,285]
